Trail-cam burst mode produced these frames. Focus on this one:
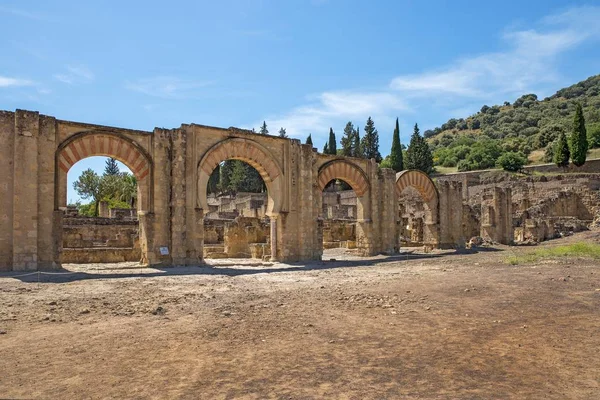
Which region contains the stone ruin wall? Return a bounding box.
[438,172,600,244]
[0,109,466,271]
[61,212,140,264]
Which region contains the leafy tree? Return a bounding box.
[327,128,337,155]
[227,161,265,193]
[259,121,268,135]
[405,123,433,174]
[496,152,527,172]
[570,103,588,166]
[553,131,570,169]
[587,123,600,148]
[340,122,354,156]
[104,158,120,176]
[278,127,287,138]
[73,169,104,216]
[305,134,313,146]
[360,117,382,162]
[542,143,555,163]
[388,117,403,172]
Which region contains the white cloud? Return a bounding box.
[125,76,215,99]
[254,6,600,142]
[0,76,34,87]
[390,6,600,99]
[255,90,410,140]
[53,65,95,84]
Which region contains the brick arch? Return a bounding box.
[56,131,151,181]
[318,160,369,197]
[197,138,284,214]
[395,170,437,203]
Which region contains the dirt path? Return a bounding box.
[1,233,600,399]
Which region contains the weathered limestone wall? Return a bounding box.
[1,109,466,271]
[62,218,139,249]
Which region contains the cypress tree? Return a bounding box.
[405,123,433,174]
[389,117,403,172]
[327,128,337,155]
[323,142,329,154]
[570,103,588,166]
[360,117,382,162]
[306,134,313,146]
[553,132,570,169]
[340,122,354,156]
[104,158,120,176]
[353,126,362,158]
[259,121,268,135]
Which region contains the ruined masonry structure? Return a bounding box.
[0,110,465,271]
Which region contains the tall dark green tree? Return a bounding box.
[306,134,313,146]
[278,127,288,138]
[553,132,570,169]
[259,121,268,135]
[570,103,588,166]
[207,166,220,194]
[327,128,337,154]
[323,142,329,154]
[353,126,362,158]
[360,117,382,162]
[405,123,433,174]
[104,158,120,176]
[340,121,355,156]
[389,117,404,172]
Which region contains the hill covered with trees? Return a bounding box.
[425,74,600,171]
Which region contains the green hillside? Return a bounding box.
[426,74,600,172]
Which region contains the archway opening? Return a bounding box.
[396,170,439,251]
[398,186,429,247]
[320,179,359,257]
[62,156,141,264]
[203,160,271,261]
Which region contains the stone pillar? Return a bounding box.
[0,111,15,271]
[138,211,155,265]
[480,186,513,245]
[438,180,465,248]
[151,128,173,265]
[12,110,40,270]
[270,214,278,261]
[170,128,188,265]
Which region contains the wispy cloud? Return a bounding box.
[53,65,95,84]
[390,6,600,100]
[125,76,215,99]
[256,6,600,142]
[0,76,34,88]
[254,90,410,139]
[0,5,49,21]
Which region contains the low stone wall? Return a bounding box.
[322,220,356,248]
[63,217,139,248]
[61,247,141,263]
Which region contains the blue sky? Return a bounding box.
[2,1,600,202]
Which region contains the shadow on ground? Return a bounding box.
[2,247,503,284]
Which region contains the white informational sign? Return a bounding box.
[159,246,169,255]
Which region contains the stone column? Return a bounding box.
[270,215,278,261]
[12,110,40,271]
[0,111,15,271]
[138,211,155,265]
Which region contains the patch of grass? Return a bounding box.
[506,242,600,265]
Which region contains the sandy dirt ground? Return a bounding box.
[1,231,600,399]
